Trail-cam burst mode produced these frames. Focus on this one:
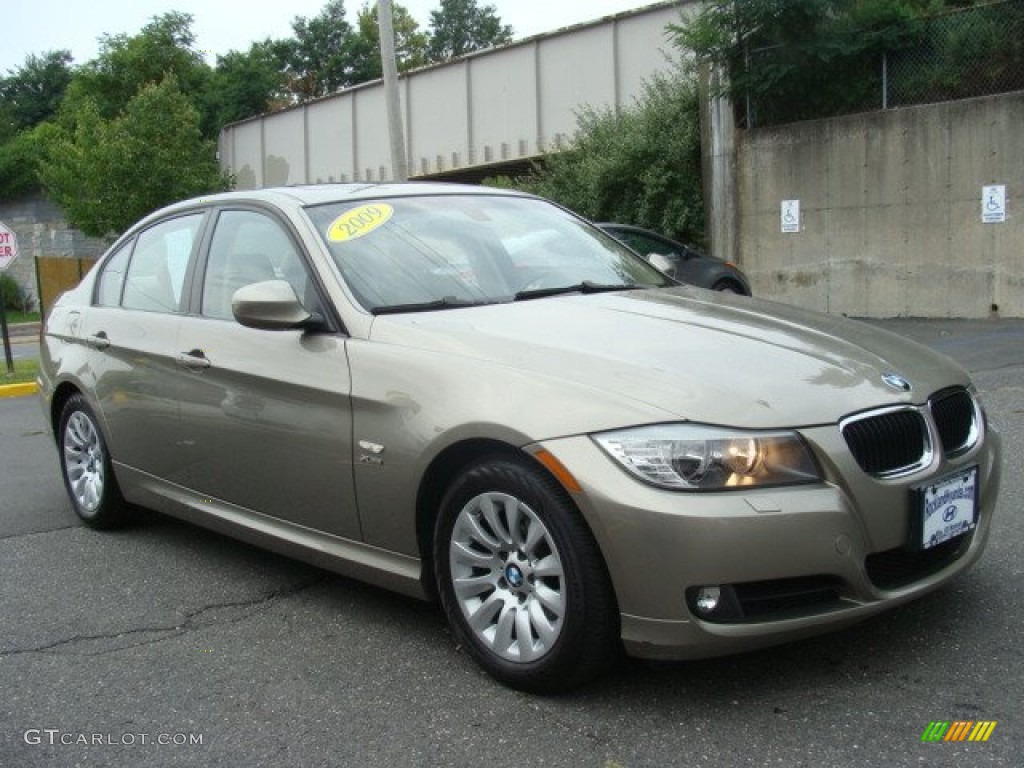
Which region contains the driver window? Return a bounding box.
[201,210,317,320]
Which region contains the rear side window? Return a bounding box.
[122,215,203,313]
[96,242,132,307]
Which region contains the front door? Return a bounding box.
[175,208,360,540]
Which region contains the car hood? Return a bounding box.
[367,287,969,429]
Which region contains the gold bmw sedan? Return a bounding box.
[38,185,1001,692]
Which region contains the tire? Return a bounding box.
[58,393,129,529]
[434,456,619,692]
[711,279,744,294]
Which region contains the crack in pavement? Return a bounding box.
[0,523,81,542]
[0,575,327,658]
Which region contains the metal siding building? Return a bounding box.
[219,2,693,188]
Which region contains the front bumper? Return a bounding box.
[532,424,1001,660]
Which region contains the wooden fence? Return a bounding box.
[35,257,98,318]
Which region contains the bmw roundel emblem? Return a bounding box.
[505,564,525,588]
[882,373,912,392]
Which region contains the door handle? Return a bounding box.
[176,349,211,370]
[86,332,110,350]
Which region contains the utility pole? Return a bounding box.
[378,0,409,181]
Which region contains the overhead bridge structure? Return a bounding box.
[218,1,692,188]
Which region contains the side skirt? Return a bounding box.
[115,463,428,600]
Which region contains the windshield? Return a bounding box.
[305,194,670,313]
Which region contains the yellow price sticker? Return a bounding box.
[327,203,394,243]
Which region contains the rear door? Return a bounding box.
[175,207,360,539]
[84,213,205,487]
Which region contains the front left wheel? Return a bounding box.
[58,393,129,529]
[434,456,619,692]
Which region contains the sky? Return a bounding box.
[2,0,662,73]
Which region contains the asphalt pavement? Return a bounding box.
[1,318,1021,767]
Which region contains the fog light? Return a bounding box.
[695,586,722,615]
[687,585,744,622]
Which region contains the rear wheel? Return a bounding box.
[58,393,129,529]
[434,457,619,692]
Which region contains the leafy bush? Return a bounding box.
[673,0,1024,127]
[0,273,34,313]
[888,1,1024,105]
[486,69,705,247]
[673,0,923,127]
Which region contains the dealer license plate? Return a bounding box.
[915,466,978,550]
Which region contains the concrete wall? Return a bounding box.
[220,1,694,186]
[737,91,1024,318]
[0,193,109,311]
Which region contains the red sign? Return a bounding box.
[0,221,18,271]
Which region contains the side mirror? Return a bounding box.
[682,248,702,261]
[232,280,313,330]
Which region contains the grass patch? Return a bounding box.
[1,357,39,386]
[3,310,41,325]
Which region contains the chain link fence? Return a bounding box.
[885,1,1024,108]
[743,0,1024,128]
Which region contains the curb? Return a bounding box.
[7,321,41,339]
[0,382,38,398]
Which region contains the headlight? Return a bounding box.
[592,424,822,491]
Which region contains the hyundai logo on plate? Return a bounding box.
[882,373,912,392]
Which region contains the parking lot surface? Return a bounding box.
[1,318,1021,767]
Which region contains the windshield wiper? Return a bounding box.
[371,296,497,315]
[514,280,642,302]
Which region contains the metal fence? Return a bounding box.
[743,0,1024,128]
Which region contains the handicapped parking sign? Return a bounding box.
[781,200,801,233]
[982,185,1006,224]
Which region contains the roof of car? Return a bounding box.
[120,182,529,239]
[177,182,524,210]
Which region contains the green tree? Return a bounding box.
[348,2,429,82]
[203,40,291,128]
[488,70,705,247]
[0,51,74,135]
[39,76,230,237]
[0,127,50,197]
[285,0,359,99]
[64,12,211,126]
[427,0,513,62]
[0,51,75,199]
